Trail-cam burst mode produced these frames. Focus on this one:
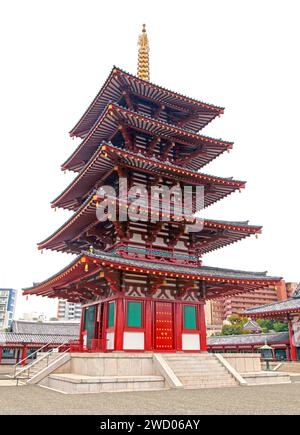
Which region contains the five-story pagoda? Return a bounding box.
[24,26,282,352]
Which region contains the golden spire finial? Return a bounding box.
[138,24,150,81]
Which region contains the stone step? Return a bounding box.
[291,375,300,383]
[180,376,236,384]
[16,381,27,386]
[168,362,224,368]
[172,369,227,375]
[167,364,224,371]
[166,357,220,361]
[179,374,234,382]
[166,358,221,363]
[163,356,214,361]
[48,374,166,394]
[164,356,214,359]
[279,363,300,373]
[182,381,237,388]
[167,361,223,367]
[184,382,237,389]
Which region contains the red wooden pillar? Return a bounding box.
[21,345,27,366]
[79,307,85,346]
[0,346,2,365]
[144,299,152,351]
[288,319,298,362]
[199,304,207,351]
[175,302,182,351]
[114,297,124,351]
[102,302,108,352]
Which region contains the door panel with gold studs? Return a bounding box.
[154,302,174,351]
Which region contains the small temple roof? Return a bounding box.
[23,252,282,300]
[54,142,244,211]
[12,320,80,336]
[69,66,224,138]
[0,321,80,345]
[63,103,232,172]
[207,331,289,347]
[243,319,262,332]
[242,296,300,318]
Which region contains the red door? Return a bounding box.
[154,302,174,351]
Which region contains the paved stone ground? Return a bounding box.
[0,383,299,414]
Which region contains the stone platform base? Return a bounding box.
[37,352,291,394]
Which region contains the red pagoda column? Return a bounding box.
[288,319,298,362]
[0,346,2,364]
[21,345,27,366]
[175,302,183,351]
[200,304,207,351]
[144,300,153,351]
[114,297,124,351]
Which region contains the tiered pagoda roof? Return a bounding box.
[24,251,281,301]
[39,199,261,254]
[63,103,232,172]
[54,143,243,211]
[69,66,224,139]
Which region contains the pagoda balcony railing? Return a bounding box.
[95,193,199,222]
[69,338,109,353]
[110,244,201,267]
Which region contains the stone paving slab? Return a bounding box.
[0,380,17,387]
[0,383,299,414]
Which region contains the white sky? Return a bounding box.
[0,0,299,319]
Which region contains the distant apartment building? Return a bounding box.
[57,300,82,321]
[0,289,17,330]
[206,282,298,326]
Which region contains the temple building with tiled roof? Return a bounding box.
[207,332,291,361]
[242,283,300,361]
[0,321,80,365]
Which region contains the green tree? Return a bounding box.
[256,318,288,332]
[221,324,244,336]
[273,321,288,332]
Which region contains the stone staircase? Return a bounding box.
[276,362,300,373]
[274,362,300,383]
[161,353,238,389]
[13,349,70,385]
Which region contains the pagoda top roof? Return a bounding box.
[69,66,224,138]
[54,142,244,211]
[63,103,232,173]
[23,252,281,301]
